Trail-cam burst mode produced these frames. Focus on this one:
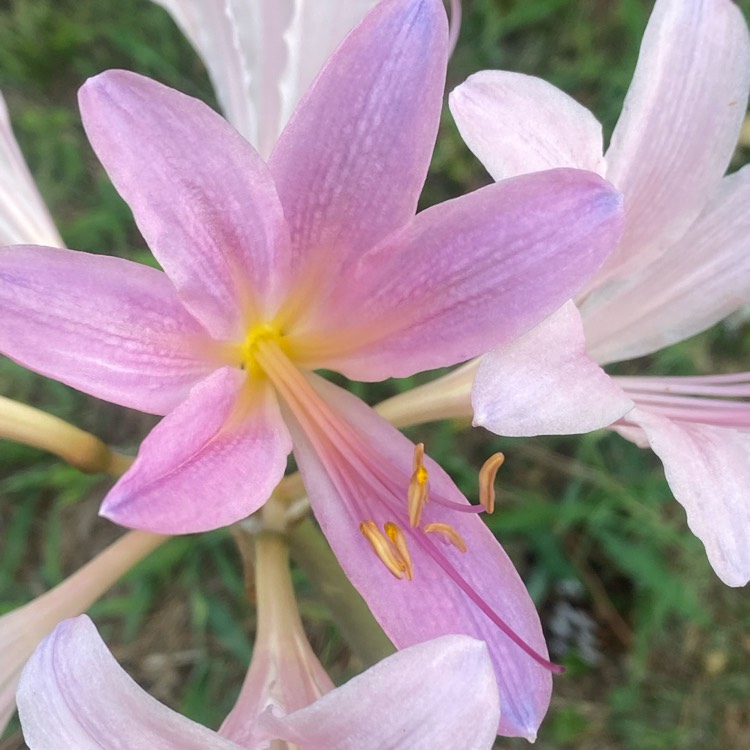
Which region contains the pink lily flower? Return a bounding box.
[0,531,165,735]
[449,0,750,585]
[0,0,624,736]
[17,615,501,749]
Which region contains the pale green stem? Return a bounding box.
[0,395,132,476]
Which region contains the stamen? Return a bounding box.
[360,521,405,580]
[424,522,467,553]
[253,340,560,671]
[478,453,504,514]
[408,442,430,527]
[384,522,414,581]
[413,442,425,471]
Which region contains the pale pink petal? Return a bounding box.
[269,0,448,287]
[79,70,292,338]
[0,245,212,415]
[256,636,499,750]
[585,166,750,364]
[304,169,623,381]
[0,92,62,246]
[624,407,750,587]
[449,70,605,181]
[17,616,242,749]
[284,375,551,740]
[593,0,750,285]
[102,368,291,534]
[473,301,633,435]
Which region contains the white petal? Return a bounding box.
[17,616,242,749]
[449,70,605,181]
[152,0,375,157]
[0,532,164,736]
[274,0,377,147]
[624,407,750,587]
[592,0,750,286]
[585,166,750,364]
[151,0,263,147]
[473,302,633,436]
[0,92,61,246]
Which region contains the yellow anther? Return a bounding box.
[408,443,430,527]
[424,522,467,553]
[384,522,414,581]
[478,452,505,514]
[360,521,406,580]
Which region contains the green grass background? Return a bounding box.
[1,1,750,748]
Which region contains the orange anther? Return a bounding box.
[360,521,405,580]
[384,522,414,581]
[478,453,504,514]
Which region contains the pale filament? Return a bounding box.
[424,523,467,553]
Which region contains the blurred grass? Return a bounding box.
[1,1,750,748]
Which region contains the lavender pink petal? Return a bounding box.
[79,69,292,339]
[102,368,291,534]
[269,0,448,291]
[0,245,212,415]
[307,169,623,381]
[283,374,552,740]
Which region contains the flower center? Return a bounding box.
[238,322,291,377]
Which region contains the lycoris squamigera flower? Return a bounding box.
[448,0,750,586]
[0,0,624,737]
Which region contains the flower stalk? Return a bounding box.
[0,529,166,733]
[0,395,132,476]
